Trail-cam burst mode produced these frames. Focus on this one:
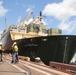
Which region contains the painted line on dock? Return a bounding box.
[6,60,29,75]
[20,60,70,75]
[19,62,53,75]
[5,57,53,75]
[5,56,69,75]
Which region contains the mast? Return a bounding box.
[5,18,8,30]
[16,16,21,27]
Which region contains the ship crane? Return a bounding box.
[16,16,21,27]
[30,11,43,34]
[32,16,42,32]
[32,11,42,24]
[21,11,33,26]
[29,11,42,28]
[32,16,42,24]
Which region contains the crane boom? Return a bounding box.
[21,12,33,26]
[25,12,33,21]
[16,16,21,26]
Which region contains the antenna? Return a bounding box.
[40,11,42,16]
[39,11,42,22]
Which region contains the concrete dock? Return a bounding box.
[0,54,73,75]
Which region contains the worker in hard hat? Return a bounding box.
[11,42,19,63]
[0,42,4,62]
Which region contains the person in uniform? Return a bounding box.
[11,42,19,63]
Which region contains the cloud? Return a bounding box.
[26,8,32,12]
[58,19,76,33]
[42,0,76,34]
[42,0,76,21]
[42,19,48,25]
[26,5,34,13]
[0,1,8,17]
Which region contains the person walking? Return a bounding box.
[11,42,19,63]
[0,42,4,62]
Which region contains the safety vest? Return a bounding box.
[13,45,18,51]
[0,45,2,50]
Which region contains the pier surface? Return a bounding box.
[0,54,73,75]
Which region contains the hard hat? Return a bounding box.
[0,42,2,45]
[13,42,17,45]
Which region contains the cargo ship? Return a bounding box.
[0,12,46,50]
[0,12,76,65]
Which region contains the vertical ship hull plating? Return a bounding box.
[0,31,13,50]
[17,35,76,65]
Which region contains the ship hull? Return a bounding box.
[0,31,13,50]
[16,35,76,65]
